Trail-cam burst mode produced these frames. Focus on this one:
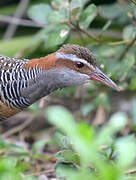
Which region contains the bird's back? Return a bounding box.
[0,55,32,119]
[0,54,57,119]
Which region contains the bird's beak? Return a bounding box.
[90,67,120,91]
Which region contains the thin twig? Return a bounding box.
[3,0,30,39]
[26,169,54,177]
[107,39,134,46]
[127,12,136,26]
[73,23,132,46]
[0,15,46,28]
[75,23,105,44]
[118,36,136,61]
[2,116,34,138]
[126,169,136,175]
[76,30,86,46]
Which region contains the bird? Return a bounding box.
[0,44,119,120]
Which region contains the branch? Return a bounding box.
[26,169,54,177]
[126,169,136,175]
[118,36,136,61]
[0,15,46,28]
[74,23,105,44]
[127,12,136,26]
[3,0,30,39]
[72,23,132,46]
[2,116,34,138]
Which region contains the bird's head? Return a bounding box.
[51,44,120,91]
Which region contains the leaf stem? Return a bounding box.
[118,36,136,61]
[72,23,133,46]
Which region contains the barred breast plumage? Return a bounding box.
[0,55,46,119]
[0,51,64,119]
[0,55,29,108]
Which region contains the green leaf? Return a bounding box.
[109,112,127,130]
[96,45,118,58]
[99,3,129,24]
[55,162,95,180]
[55,150,80,164]
[55,132,73,150]
[46,106,95,166]
[115,136,136,168]
[0,157,32,180]
[52,0,68,8]
[55,162,77,179]
[123,25,136,40]
[29,102,39,111]
[22,177,36,180]
[0,157,16,170]
[0,137,6,149]
[45,24,70,48]
[129,74,136,90]
[0,36,32,57]
[99,20,112,37]
[81,103,95,117]
[99,3,123,19]
[33,24,70,49]
[7,144,27,153]
[46,106,132,179]
[27,4,52,23]
[117,56,135,81]
[80,0,90,8]
[96,112,127,145]
[134,5,136,17]
[59,7,69,22]
[37,24,55,42]
[94,93,111,112]
[70,0,81,21]
[32,139,49,153]
[47,11,62,24]
[130,98,136,125]
[46,106,77,135]
[79,4,97,29]
[47,7,69,24]
[77,122,94,143]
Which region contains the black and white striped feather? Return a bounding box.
[0,55,41,109]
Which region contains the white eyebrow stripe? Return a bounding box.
[56,53,94,69]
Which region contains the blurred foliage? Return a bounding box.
[46,106,136,180]
[0,0,51,16]
[0,36,32,57]
[0,137,36,180]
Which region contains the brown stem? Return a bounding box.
[26,169,54,177]
[127,12,136,26]
[76,29,86,46]
[75,23,105,44]
[3,0,30,39]
[118,36,136,61]
[0,15,45,28]
[72,23,131,46]
[2,116,34,138]
[126,169,136,175]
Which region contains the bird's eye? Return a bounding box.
[76,62,84,69]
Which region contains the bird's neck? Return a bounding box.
[24,53,56,71]
[22,54,64,104]
[22,53,88,105]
